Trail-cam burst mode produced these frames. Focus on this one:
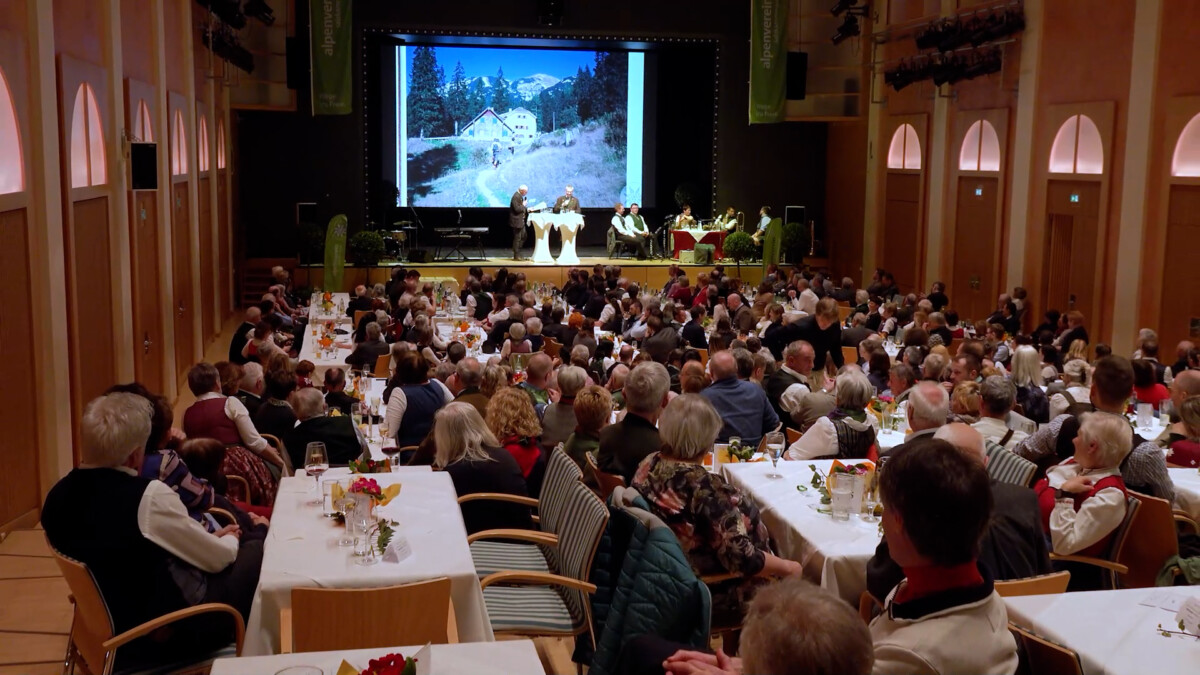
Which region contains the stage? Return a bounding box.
[289,246,779,292]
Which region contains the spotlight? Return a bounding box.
[963,48,1003,79]
[243,0,276,26]
[195,0,246,30]
[832,15,861,45]
[831,0,855,16]
[202,24,254,74]
[538,0,564,27]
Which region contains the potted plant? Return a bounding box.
[723,231,756,275]
[781,221,810,264]
[348,230,386,267]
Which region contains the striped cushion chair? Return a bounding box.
[481,480,608,646]
[986,441,1038,487]
[468,445,583,577]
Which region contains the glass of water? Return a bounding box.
[830,473,860,521]
[764,431,785,478]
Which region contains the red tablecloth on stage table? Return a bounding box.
[672,229,727,260]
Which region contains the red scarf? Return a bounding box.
[895,561,983,605]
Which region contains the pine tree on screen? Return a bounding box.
[446,61,470,134]
[409,46,447,138]
[491,67,511,114]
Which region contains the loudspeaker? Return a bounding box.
[408,249,430,264]
[130,142,158,190]
[296,202,318,227]
[693,244,714,266]
[786,52,808,100]
[679,250,695,264]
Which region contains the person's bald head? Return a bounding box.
[244,306,262,323]
[710,350,738,381]
[1172,370,1200,409]
[607,364,630,390]
[934,422,988,467]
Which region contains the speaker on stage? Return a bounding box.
[408,249,430,263]
[693,244,714,266]
[786,52,808,100]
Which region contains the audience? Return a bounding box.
[283,388,367,467]
[974,376,1028,451]
[487,386,546,497]
[598,362,671,484]
[383,351,453,448]
[785,370,877,460]
[700,350,779,448]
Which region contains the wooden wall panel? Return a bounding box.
[172,182,194,379]
[218,171,231,316]
[68,197,116,418]
[1161,185,1200,351]
[951,177,999,322]
[882,172,921,294]
[0,208,41,528]
[120,0,155,84]
[130,191,164,393]
[199,175,214,340]
[51,0,104,66]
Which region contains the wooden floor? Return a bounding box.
[7,316,577,675]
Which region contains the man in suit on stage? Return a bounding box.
[509,185,529,260]
[553,184,579,214]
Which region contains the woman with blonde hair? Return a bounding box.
[1010,344,1050,423]
[480,364,512,398]
[500,321,532,358]
[434,402,533,534]
[486,386,545,496]
[949,381,981,423]
[1065,338,1089,364]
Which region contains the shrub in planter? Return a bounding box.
[723,231,757,271]
[348,230,386,266]
[781,221,810,263]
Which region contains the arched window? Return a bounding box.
[0,66,23,194]
[887,123,922,170]
[1048,114,1104,174]
[198,113,210,172]
[959,120,1001,172]
[1171,113,1200,177]
[171,109,187,176]
[216,121,226,169]
[134,99,153,142]
[69,82,106,188]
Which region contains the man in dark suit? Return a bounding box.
[681,305,708,350]
[866,424,1051,600]
[228,307,260,365]
[283,388,368,467]
[345,322,390,373]
[598,362,671,485]
[726,292,756,334]
[509,185,529,260]
[641,315,679,364]
[553,184,579,213]
[346,285,373,317]
[323,367,359,415]
[840,312,872,350]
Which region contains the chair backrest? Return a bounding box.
[585,451,625,500]
[1009,623,1083,675]
[354,310,372,327]
[697,348,709,367]
[841,346,858,365]
[556,481,610,630]
[50,548,115,674]
[543,338,562,360]
[539,445,585,535]
[786,428,801,445]
[986,443,1038,487]
[291,578,454,653]
[373,353,391,377]
[261,433,293,477]
[994,571,1071,597]
[1117,490,1176,589]
[1096,494,1142,589]
[838,306,854,324]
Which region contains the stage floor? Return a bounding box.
[396,246,691,267]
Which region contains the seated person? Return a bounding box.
[598,362,671,484]
[345,321,390,372]
[1167,389,1200,468]
[383,351,454,449]
[1034,412,1131,590]
[631,394,801,627]
[1132,358,1170,411]
[235,362,265,417]
[433,402,533,535]
[541,365,586,451]
[323,367,359,415]
[870,437,1019,674]
[700,351,779,449]
[500,321,533,358]
[786,370,877,460]
[294,359,316,389]
[283,387,368,467]
[563,386,613,487]
[486,386,546,498]
[253,366,299,440]
[42,393,264,670]
[176,437,273,524]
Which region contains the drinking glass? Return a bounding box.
[763,431,785,478]
[1136,402,1153,429]
[1160,399,1174,422]
[350,404,364,433]
[829,473,860,521]
[369,396,382,440]
[861,472,879,522]
[303,442,328,505]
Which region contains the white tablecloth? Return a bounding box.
[301,293,355,384]
[1004,587,1200,675]
[1170,467,1200,522]
[721,459,881,604]
[243,471,492,655]
[528,213,585,265]
[212,640,543,675]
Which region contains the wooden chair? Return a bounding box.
[786,428,801,445]
[260,433,293,477]
[280,578,457,654]
[397,445,421,466]
[1048,494,1140,589]
[373,353,391,377]
[543,337,562,360]
[207,507,238,526]
[1009,623,1083,675]
[584,451,626,500]
[697,348,709,367]
[52,548,244,675]
[838,305,853,323]
[353,309,372,327]
[841,346,858,366]
[857,590,882,625]
[1111,490,1193,588]
[994,571,1071,597]
[225,474,252,504]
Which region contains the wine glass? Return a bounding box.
[336,494,356,547]
[861,472,880,522]
[764,431,785,478]
[303,442,328,506]
[351,403,364,433]
[369,396,382,440]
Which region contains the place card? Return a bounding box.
[1176,597,1200,635]
[413,643,433,675]
[382,535,413,563]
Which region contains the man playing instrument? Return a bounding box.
[752,205,772,245]
[715,206,739,231]
[674,204,697,229]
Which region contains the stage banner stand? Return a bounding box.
[324,215,348,291]
[749,0,788,124]
[762,217,782,272]
[310,0,353,115]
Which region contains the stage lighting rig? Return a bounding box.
[195,0,246,30]
[243,0,276,26]
[830,2,869,45]
[202,23,254,74]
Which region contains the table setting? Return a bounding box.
[210,639,544,675]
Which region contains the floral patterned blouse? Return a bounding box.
[631,452,769,577]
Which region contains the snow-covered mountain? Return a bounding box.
[443,73,563,101]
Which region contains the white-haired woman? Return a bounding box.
[1011,345,1051,424]
[630,394,800,627]
[434,402,533,535]
[785,371,878,461]
[500,322,532,359]
[1049,359,1093,419]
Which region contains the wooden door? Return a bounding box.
[1161,185,1200,351]
[218,172,231,317]
[1044,181,1101,321]
[68,197,117,421]
[951,177,1000,322]
[172,182,194,378]
[881,172,921,294]
[130,191,164,393]
[199,176,214,341]
[0,208,42,529]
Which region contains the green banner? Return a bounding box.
[749,0,788,124]
[310,0,353,115]
[324,215,348,291]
